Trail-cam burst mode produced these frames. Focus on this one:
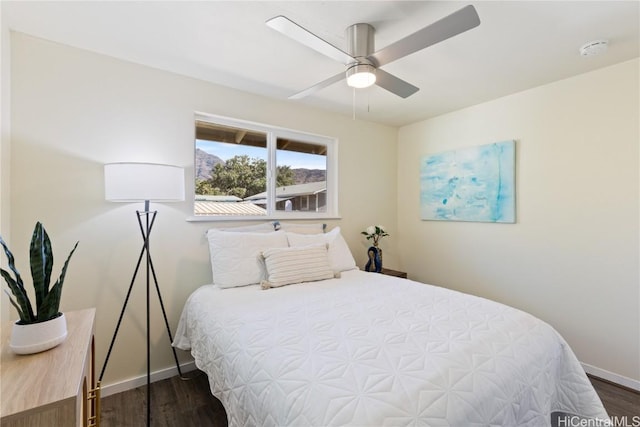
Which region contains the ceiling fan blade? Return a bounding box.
[288,72,345,100]
[369,5,480,67]
[266,16,355,65]
[374,69,419,98]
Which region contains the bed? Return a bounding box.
[173,226,608,426]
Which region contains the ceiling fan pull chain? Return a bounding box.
[352,87,356,120]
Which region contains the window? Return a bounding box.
[192,113,338,220]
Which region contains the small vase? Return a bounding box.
[365,245,383,273]
[10,313,68,355]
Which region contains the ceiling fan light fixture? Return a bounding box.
[346,64,376,88]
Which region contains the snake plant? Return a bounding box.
[1,222,78,324]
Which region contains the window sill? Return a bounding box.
[186,213,342,222]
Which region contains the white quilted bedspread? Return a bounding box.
[174,270,608,427]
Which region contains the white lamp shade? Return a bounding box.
[105,163,185,202]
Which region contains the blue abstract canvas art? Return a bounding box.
[420,141,515,223]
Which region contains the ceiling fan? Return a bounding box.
[266,5,480,100]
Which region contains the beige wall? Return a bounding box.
[397,59,640,384]
[9,32,398,386]
[0,4,11,325]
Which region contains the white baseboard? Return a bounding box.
[100,361,197,397]
[100,360,639,397]
[582,362,640,392]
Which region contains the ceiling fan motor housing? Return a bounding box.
[346,23,375,62]
[345,23,377,88]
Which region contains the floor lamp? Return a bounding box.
[100,162,185,427]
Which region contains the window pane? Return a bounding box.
[195,121,268,216]
[192,114,337,220]
[275,138,327,213]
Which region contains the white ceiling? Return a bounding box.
[4,1,639,127]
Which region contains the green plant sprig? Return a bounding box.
[1,222,78,324]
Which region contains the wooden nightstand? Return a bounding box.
[1,308,100,427]
[380,268,408,279]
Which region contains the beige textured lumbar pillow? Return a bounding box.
[261,244,337,289]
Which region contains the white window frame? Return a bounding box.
[188,112,339,222]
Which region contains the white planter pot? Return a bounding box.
[10,313,68,355]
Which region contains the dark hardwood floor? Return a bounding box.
[100,371,227,427]
[589,375,640,419]
[101,372,639,426]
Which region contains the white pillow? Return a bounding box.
[274,222,326,234]
[286,226,357,273]
[206,230,288,288]
[261,244,335,289]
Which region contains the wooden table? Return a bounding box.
[380,268,407,279]
[1,308,99,427]
[380,268,408,279]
